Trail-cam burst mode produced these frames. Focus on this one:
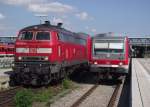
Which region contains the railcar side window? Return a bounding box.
[36,32,50,40]
[19,32,33,40]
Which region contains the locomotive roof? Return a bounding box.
[93,33,127,40]
[20,22,87,39]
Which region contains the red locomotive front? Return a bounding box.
[12,21,89,85]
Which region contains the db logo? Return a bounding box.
[106,61,110,64]
[29,48,37,53]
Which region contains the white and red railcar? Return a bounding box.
[88,34,131,79]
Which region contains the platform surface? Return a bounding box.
[0,68,12,75]
[0,68,12,89]
[0,68,12,82]
[132,58,150,107]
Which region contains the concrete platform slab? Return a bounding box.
[0,68,12,89]
[132,58,150,107]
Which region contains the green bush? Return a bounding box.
[15,89,33,107]
[62,78,72,89]
[33,89,52,102]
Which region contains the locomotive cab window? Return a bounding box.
[19,31,33,40]
[36,32,50,40]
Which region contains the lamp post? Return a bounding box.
[146,39,147,57]
[145,35,149,58]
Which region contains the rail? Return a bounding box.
[70,84,98,107]
[0,86,22,106]
[70,77,125,107]
[107,77,125,107]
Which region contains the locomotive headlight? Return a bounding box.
[94,61,98,64]
[119,62,123,66]
[18,56,22,60]
[44,56,49,61]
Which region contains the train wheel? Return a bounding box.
[60,68,66,79]
[112,75,120,80]
[44,68,52,85]
[9,79,16,86]
[9,73,20,86]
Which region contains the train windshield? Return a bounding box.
[19,31,33,40]
[93,40,124,54]
[36,32,50,40]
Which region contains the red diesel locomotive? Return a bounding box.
[88,34,130,79]
[12,21,89,85]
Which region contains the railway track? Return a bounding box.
[70,77,125,107]
[107,77,125,107]
[70,84,99,107]
[0,86,22,107]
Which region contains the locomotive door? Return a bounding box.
[57,33,65,62]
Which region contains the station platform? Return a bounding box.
[132,58,150,107]
[0,68,12,89]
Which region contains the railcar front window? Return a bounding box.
[93,40,124,54]
[19,32,33,40]
[36,32,50,40]
[94,43,109,48]
[109,42,124,53]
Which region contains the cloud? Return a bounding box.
[1,0,74,13]
[0,24,16,36]
[28,2,75,13]
[0,13,5,19]
[1,0,42,6]
[51,17,71,29]
[91,28,97,33]
[85,26,89,30]
[0,0,94,33]
[52,17,63,24]
[85,26,97,33]
[0,26,5,30]
[0,25,14,31]
[0,0,93,21]
[1,0,75,14]
[76,12,89,20]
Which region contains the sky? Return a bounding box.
[0,0,150,37]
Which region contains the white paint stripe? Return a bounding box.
[16,48,29,53]
[37,48,52,53]
[58,46,61,56]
